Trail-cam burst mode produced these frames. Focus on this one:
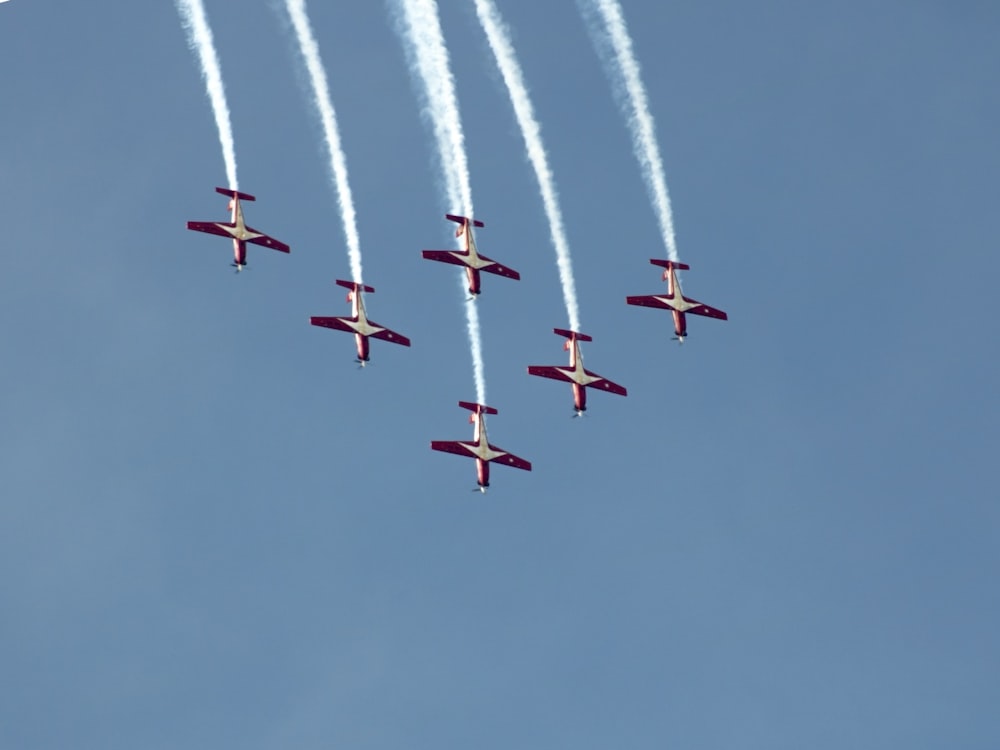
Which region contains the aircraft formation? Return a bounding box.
[185,188,728,493]
[172,0,733,493]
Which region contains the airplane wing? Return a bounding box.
[683,298,729,321]
[187,221,233,239]
[478,255,521,281]
[488,447,531,471]
[422,250,467,267]
[584,370,628,396]
[626,294,673,310]
[368,325,412,347]
[246,229,290,254]
[310,316,355,334]
[527,365,573,384]
[430,440,473,458]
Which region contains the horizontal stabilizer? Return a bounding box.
[335,279,375,294]
[445,213,485,228]
[553,328,592,342]
[215,187,256,202]
[458,400,497,415]
[649,258,689,271]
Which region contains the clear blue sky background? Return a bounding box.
[1,1,997,748]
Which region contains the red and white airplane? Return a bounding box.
[430,401,532,492]
[186,187,290,271]
[626,259,728,343]
[422,214,520,296]
[527,329,627,417]
[310,280,411,366]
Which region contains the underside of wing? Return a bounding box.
[685,299,728,320]
[187,221,233,239]
[488,447,531,471]
[369,325,412,347]
[310,316,355,334]
[246,229,290,254]
[422,250,468,268]
[626,294,673,310]
[479,256,521,280]
[430,440,473,458]
[527,365,572,383]
[585,370,628,396]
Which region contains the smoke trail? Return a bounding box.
[473,0,581,333]
[174,0,238,191]
[285,0,363,283]
[581,0,677,262]
[393,0,485,404]
[394,0,473,217]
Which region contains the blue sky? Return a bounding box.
[1,1,998,748]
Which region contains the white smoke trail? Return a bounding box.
[175,0,238,191]
[394,0,485,404]
[394,0,473,216]
[462,294,485,404]
[285,0,363,283]
[582,0,678,262]
[473,0,581,333]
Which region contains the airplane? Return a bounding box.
[430,401,532,492]
[626,259,727,343]
[186,187,290,271]
[527,329,627,417]
[422,214,520,296]
[310,280,411,366]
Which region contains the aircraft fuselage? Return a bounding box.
[213,197,264,269]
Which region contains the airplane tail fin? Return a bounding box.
[458,400,498,416]
[215,187,256,202]
[649,259,689,271]
[445,214,485,228]
[335,279,375,294]
[553,328,593,343]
